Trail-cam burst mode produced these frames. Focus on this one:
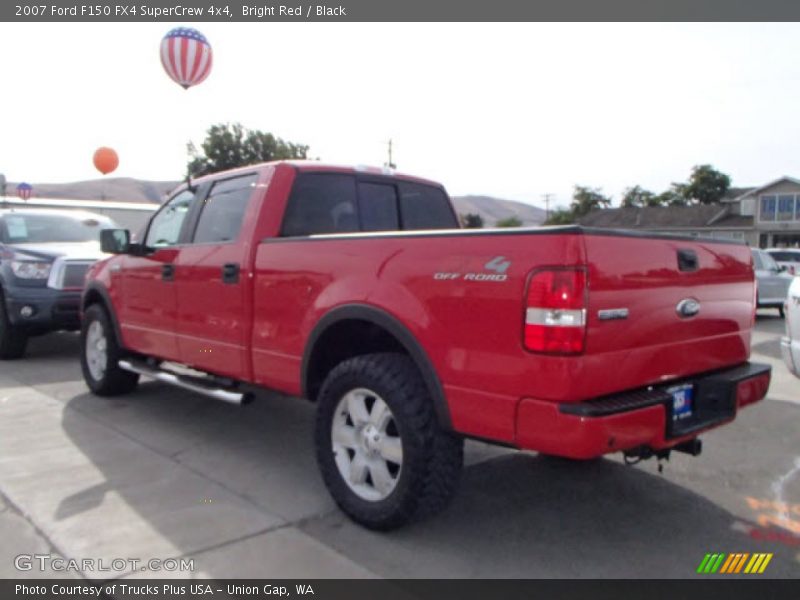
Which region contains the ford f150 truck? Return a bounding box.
[81,161,771,529]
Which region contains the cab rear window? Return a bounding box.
[281,172,457,236]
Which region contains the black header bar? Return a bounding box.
[5,0,800,22]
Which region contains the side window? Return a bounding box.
[193,174,257,244]
[145,190,195,248]
[359,182,399,231]
[752,251,764,270]
[398,182,458,230]
[281,173,358,236]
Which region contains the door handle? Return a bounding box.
[222,263,240,284]
[162,264,175,281]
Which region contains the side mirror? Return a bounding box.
[100,229,131,254]
[778,264,788,273]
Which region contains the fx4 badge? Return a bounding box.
[434,256,512,282]
[484,256,511,274]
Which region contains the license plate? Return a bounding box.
[668,384,694,421]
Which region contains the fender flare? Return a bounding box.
[82,282,124,347]
[302,303,452,430]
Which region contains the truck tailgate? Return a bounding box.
[581,233,753,392]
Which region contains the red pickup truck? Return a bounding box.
[81,161,771,529]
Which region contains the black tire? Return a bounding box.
[315,352,463,530]
[0,289,27,360]
[80,303,139,396]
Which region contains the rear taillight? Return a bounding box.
[524,268,587,354]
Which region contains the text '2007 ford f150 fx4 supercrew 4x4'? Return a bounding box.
[80,161,771,530]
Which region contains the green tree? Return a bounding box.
[544,208,575,225]
[621,185,660,208]
[571,185,611,217]
[683,164,731,204]
[187,122,309,177]
[655,184,689,207]
[461,213,485,228]
[496,216,523,228]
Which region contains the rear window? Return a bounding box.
[1,213,115,243]
[767,250,800,262]
[281,172,457,236]
[359,182,399,231]
[398,182,458,230]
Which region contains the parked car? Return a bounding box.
[0,208,116,358]
[751,248,793,317]
[781,276,800,378]
[765,248,800,276]
[81,161,770,530]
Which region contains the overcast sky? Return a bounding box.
[1,22,799,208]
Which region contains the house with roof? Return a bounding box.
[579,176,800,248]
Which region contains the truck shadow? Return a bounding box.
[4,332,84,387]
[59,384,796,578]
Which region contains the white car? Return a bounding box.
[781,276,800,377]
[765,248,800,276]
[751,248,794,317]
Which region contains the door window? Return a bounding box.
[145,190,194,248]
[281,173,359,236]
[193,174,257,244]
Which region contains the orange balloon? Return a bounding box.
[93,147,119,175]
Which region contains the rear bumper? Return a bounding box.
[515,362,771,459]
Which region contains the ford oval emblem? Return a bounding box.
[676,298,701,318]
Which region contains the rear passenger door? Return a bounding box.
[174,173,258,379]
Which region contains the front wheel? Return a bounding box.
[80,303,139,396]
[0,290,27,359]
[314,353,463,530]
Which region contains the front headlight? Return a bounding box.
[10,260,52,279]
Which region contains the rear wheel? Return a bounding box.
[0,290,27,360]
[315,353,463,530]
[80,303,139,396]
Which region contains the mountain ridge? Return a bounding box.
[2,178,546,227]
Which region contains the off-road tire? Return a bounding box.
[80,303,139,396]
[315,352,463,530]
[0,289,28,359]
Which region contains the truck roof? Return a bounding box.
[190,160,444,189]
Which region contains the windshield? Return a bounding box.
[1,213,115,244]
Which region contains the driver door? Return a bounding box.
[117,189,198,361]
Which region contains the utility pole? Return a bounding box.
[385,139,396,169]
[542,193,554,221]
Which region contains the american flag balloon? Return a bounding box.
[160,27,213,90]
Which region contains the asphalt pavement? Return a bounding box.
[0,314,798,580]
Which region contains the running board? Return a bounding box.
[118,359,251,405]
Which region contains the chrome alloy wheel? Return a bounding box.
[85,320,108,382]
[331,387,404,502]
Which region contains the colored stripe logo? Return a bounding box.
[697,553,773,574]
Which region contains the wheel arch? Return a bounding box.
[82,282,124,347]
[302,304,452,430]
